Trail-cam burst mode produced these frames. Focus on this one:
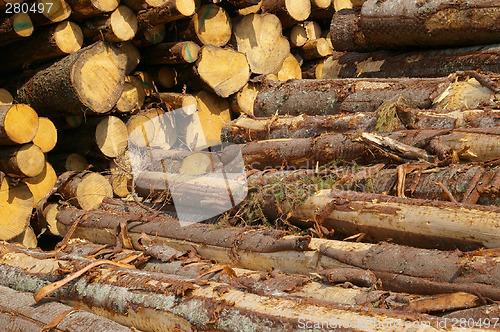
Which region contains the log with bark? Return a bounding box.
[28,0,72,26]
[32,117,57,152]
[260,0,311,28]
[57,171,113,210]
[51,207,500,301]
[293,189,500,250]
[0,285,135,331]
[17,41,126,116]
[253,77,450,117]
[221,113,377,143]
[0,143,45,178]
[322,45,500,79]
[178,4,232,47]
[56,116,128,159]
[0,13,33,47]
[136,0,197,30]
[0,21,83,74]
[67,0,120,21]
[64,240,486,315]
[358,0,500,50]
[83,5,138,42]
[143,41,200,65]
[0,243,469,332]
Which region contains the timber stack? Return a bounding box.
[0,0,499,330]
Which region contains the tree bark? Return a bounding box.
[397,108,500,130]
[17,41,126,116]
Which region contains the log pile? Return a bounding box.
[0,0,500,330]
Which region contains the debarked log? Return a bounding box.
[293,190,500,250]
[0,244,464,332]
[0,284,134,332]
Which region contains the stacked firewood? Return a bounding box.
[0,0,500,330]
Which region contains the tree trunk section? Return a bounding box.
[67,0,120,21]
[0,143,45,178]
[58,171,113,210]
[32,117,57,152]
[323,45,500,79]
[294,190,500,250]
[253,77,449,116]
[0,178,32,240]
[136,0,197,30]
[17,41,126,116]
[144,41,200,64]
[196,45,250,98]
[83,5,138,42]
[29,0,72,26]
[359,0,500,49]
[234,13,290,75]
[221,113,376,143]
[0,104,38,145]
[0,13,33,47]
[260,0,311,28]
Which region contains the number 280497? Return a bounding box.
[5,2,53,14]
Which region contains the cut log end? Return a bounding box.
[285,0,311,21]
[54,21,84,53]
[9,226,37,248]
[0,179,32,241]
[0,89,13,105]
[115,82,145,113]
[176,0,197,16]
[197,46,250,98]
[95,116,128,158]
[76,173,113,210]
[110,5,138,41]
[0,104,38,145]
[21,162,57,208]
[194,4,232,47]
[40,0,72,22]
[180,152,212,175]
[32,117,57,153]
[73,43,126,114]
[117,42,140,74]
[12,13,33,37]
[93,0,120,12]
[0,143,45,178]
[65,153,89,172]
